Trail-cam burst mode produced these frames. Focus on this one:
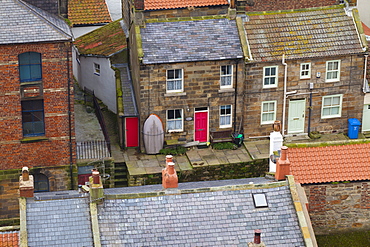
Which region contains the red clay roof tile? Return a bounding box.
[143,0,228,10]
[288,143,370,184]
[363,22,370,36]
[0,231,19,247]
[68,0,111,26]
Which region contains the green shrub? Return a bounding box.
[212,142,238,150]
[159,146,187,155]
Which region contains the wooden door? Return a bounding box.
[288,100,306,134]
[194,111,208,142]
[125,117,139,147]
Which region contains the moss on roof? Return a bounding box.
[68,0,111,26]
[74,19,127,57]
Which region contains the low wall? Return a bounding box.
[128,159,269,186]
[304,181,370,235]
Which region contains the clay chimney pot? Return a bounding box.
[22,166,29,181]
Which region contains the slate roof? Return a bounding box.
[0,231,19,247]
[244,6,365,62]
[98,179,306,246]
[74,19,127,57]
[288,143,370,184]
[68,0,111,26]
[0,0,72,45]
[143,0,228,10]
[140,18,243,64]
[26,197,93,247]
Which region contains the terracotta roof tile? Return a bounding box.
[244,6,364,62]
[74,19,127,57]
[68,0,111,26]
[0,231,19,247]
[288,143,370,184]
[144,0,228,10]
[363,22,370,36]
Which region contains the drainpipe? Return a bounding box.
[233,61,238,133]
[363,54,368,93]
[282,54,287,136]
[66,43,74,190]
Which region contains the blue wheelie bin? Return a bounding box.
[347,118,361,139]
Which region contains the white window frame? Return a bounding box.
[325,60,340,82]
[166,109,183,132]
[321,94,342,119]
[166,69,183,93]
[263,66,278,88]
[261,101,277,124]
[300,63,311,79]
[94,63,100,75]
[220,65,233,89]
[220,105,232,128]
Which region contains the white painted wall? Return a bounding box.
[358,0,370,27]
[105,0,122,21]
[78,56,117,113]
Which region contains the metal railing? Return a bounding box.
[76,140,110,160]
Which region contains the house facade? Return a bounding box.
[0,0,75,222]
[242,6,368,137]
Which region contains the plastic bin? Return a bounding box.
[348,118,361,139]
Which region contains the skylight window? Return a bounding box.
[252,193,268,208]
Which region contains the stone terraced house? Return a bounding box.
[0,0,75,224]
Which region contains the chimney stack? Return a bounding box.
[248,229,266,247]
[89,169,104,204]
[162,161,178,189]
[275,146,291,180]
[19,167,34,198]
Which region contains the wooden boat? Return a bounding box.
[143,114,164,154]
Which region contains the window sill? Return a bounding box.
[21,136,48,143]
[167,130,184,133]
[321,115,341,119]
[261,121,275,125]
[262,85,277,89]
[165,92,186,97]
[219,88,235,93]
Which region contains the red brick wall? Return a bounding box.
[0,42,75,170]
[245,0,339,12]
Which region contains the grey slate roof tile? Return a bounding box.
[0,0,72,45]
[26,197,93,247]
[141,18,243,64]
[98,183,305,246]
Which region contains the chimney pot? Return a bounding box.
[280,146,288,161]
[92,168,100,185]
[22,167,29,181]
[275,146,291,180]
[254,229,261,244]
[166,155,173,166]
[162,161,178,189]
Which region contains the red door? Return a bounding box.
[194,112,208,142]
[125,117,139,147]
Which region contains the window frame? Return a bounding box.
[94,63,101,75]
[166,69,183,93]
[261,100,277,125]
[166,109,183,132]
[321,94,342,119]
[220,65,233,89]
[219,105,232,128]
[21,99,45,137]
[263,66,278,88]
[18,52,42,83]
[300,63,311,79]
[325,60,341,82]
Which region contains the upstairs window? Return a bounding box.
[326,60,340,82]
[167,109,183,132]
[220,65,233,88]
[94,63,100,75]
[21,99,45,136]
[263,66,278,88]
[220,105,232,128]
[19,52,42,83]
[300,63,311,79]
[261,101,276,124]
[322,94,342,119]
[166,69,183,93]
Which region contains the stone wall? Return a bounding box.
[244,55,365,137]
[142,6,229,19]
[304,181,370,235]
[0,165,75,225]
[128,159,268,186]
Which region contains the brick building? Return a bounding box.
[0,0,74,222]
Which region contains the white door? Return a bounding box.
[288,99,306,134]
[362,104,370,132]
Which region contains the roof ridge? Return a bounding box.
[247,4,344,16]
[16,0,72,40]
